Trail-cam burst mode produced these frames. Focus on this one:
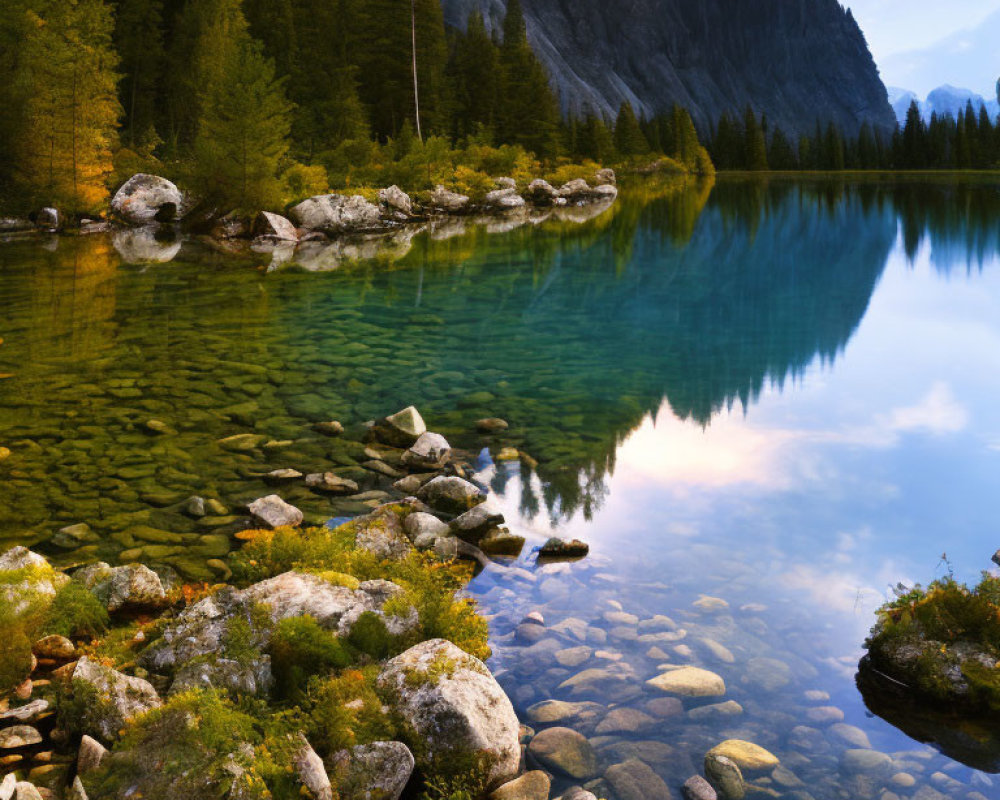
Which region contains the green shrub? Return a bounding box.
[81,690,273,800]
[302,667,397,756]
[268,615,352,701]
[346,611,395,661]
[0,598,37,694]
[45,581,109,639]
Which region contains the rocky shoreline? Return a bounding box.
[0,170,620,262]
[0,405,598,800]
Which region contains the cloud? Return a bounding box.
[885,381,968,435]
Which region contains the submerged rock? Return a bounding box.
[705,740,779,771]
[604,759,672,800]
[646,666,726,697]
[527,727,598,780]
[704,754,744,800]
[476,417,510,434]
[377,639,520,790]
[111,174,183,225]
[488,771,550,800]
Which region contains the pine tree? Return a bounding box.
[613,101,648,157]
[165,0,247,153]
[668,105,701,168]
[114,0,166,147]
[354,0,448,141]
[768,127,797,170]
[447,12,499,142]
[15,0,121,212]
[576,113,615,163]
[856,123,877,169]
[901,100,925,169]
[190,14,292,208]
[743,107,768,171]
[497,0,560,158]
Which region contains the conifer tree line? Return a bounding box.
[710,101,1000,171]
[0,0,711,216]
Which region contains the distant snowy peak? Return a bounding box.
[889,84,1000,126]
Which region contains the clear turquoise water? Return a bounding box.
[2,177,1000,797]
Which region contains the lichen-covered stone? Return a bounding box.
[70,657,162,742]
[329,741,414,800]
[74,562,167,612]
[377,639,520,790]
[111,174,183,225]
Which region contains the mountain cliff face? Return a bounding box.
[442,0,896,137]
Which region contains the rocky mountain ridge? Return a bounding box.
[442,0,896,137]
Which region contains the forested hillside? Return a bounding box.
[0,0,709,216]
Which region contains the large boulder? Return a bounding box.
[329,741,415,800]
[70,657,162,742]
[140,573,415,692]
[289,194,382,234]
[427,186,470,214]
[74,562,168,612]
[252,211,298,242]
[111,174,183,225]
[377,639,520,790]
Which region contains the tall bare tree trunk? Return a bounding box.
[411,0,422,142]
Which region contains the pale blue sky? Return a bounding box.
[846,0,1000,96]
